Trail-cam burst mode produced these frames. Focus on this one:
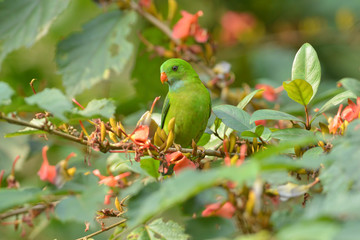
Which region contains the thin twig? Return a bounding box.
[76,219,126,240]
[0,202,58,220]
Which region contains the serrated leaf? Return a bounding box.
[213,105,253,133]
[339,78,360,97]
[291,43,321,102]
[313,90,356,119]
[144,218,189,240]
[73,99,116,119]
[250,109,302,124]
[283,79,313,106]
[56,10,137,97]
[0,0,69,70]
[237,89,262,109]
[25,88,72,121]
[185,217,236,240]
[127,162,258,227]
[140,157,160,179]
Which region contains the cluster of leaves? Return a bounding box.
[1,0,360,240]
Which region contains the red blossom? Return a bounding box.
[329,104,344,134]
[172,10,208,43]
[341,97,360,122]
[93,169,130,188]
[164,151,196,174]
[221,11,256,45]
[38,146,56,184]
[254,120,266,126]
[139,0,151,8]
[202,201,236,219]
[255,84,283,102]
[129,125,150,146]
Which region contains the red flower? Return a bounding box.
[341,97,360,122]
[164,151,196,174]
[38,146,56,184]
[221,11,256,45]
[255,84,283,102]
[202,201,236,219]
[172,10,208,43]
[93,169,130,188]
[254,120,266,126]
[329,104,344,134]
[129,125,150,147]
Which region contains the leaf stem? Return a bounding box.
[304,105,311,130]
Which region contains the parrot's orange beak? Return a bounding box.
[161,72,168,84]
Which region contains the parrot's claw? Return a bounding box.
[197,146,206,159]
[174,143,182,152]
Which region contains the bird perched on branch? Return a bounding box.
[160,58,211,147]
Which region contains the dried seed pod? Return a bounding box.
[229,131,237,153]
[109,132,119,143]
[118,121,126,138]
[192,139,198,156]
[154,128,164,146]
[230,154,239,165]
[168,117,176,132]
[109,118,119,136]
[100,122,106,142]
[115,197,123,212]
[165,130,174,151]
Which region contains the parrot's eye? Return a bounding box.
[172,65,178,71]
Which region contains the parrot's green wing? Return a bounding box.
[161,94,170,129]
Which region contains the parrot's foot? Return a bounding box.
[197,146,206,159]
[174,143,182,152]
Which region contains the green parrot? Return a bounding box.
[160,58,211,147]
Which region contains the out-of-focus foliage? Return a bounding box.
[1,0,360,239]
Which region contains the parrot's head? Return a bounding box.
[160,58,198,87]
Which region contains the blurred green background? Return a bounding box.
[0,0,359,239]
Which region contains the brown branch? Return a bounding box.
[0,113,226,158]
[76,219,126,240]
[0,201,58,220]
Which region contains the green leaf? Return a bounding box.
[291,43,321,102]
[271,128,315,141]
[55,175,107,223]
[0,81,14,106]
[185,217,236,240]
[314,90,356,119]
[255,125,265,136]
[0,188,44,212]
[241,125,265,139]
[237,89,262,109]
[0,0,70,69]
[4,119,46,138]
[147,218,189,240]
[277,220,340,240]
[283,79,313,106]
[25,88,73,121]
[140,157,160,179]
[250,109,302,124]
[72,99,116,119]
[339,78,360,97]
[127,162,258,227]
[56,10,137,97]
[213,105,253,133]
